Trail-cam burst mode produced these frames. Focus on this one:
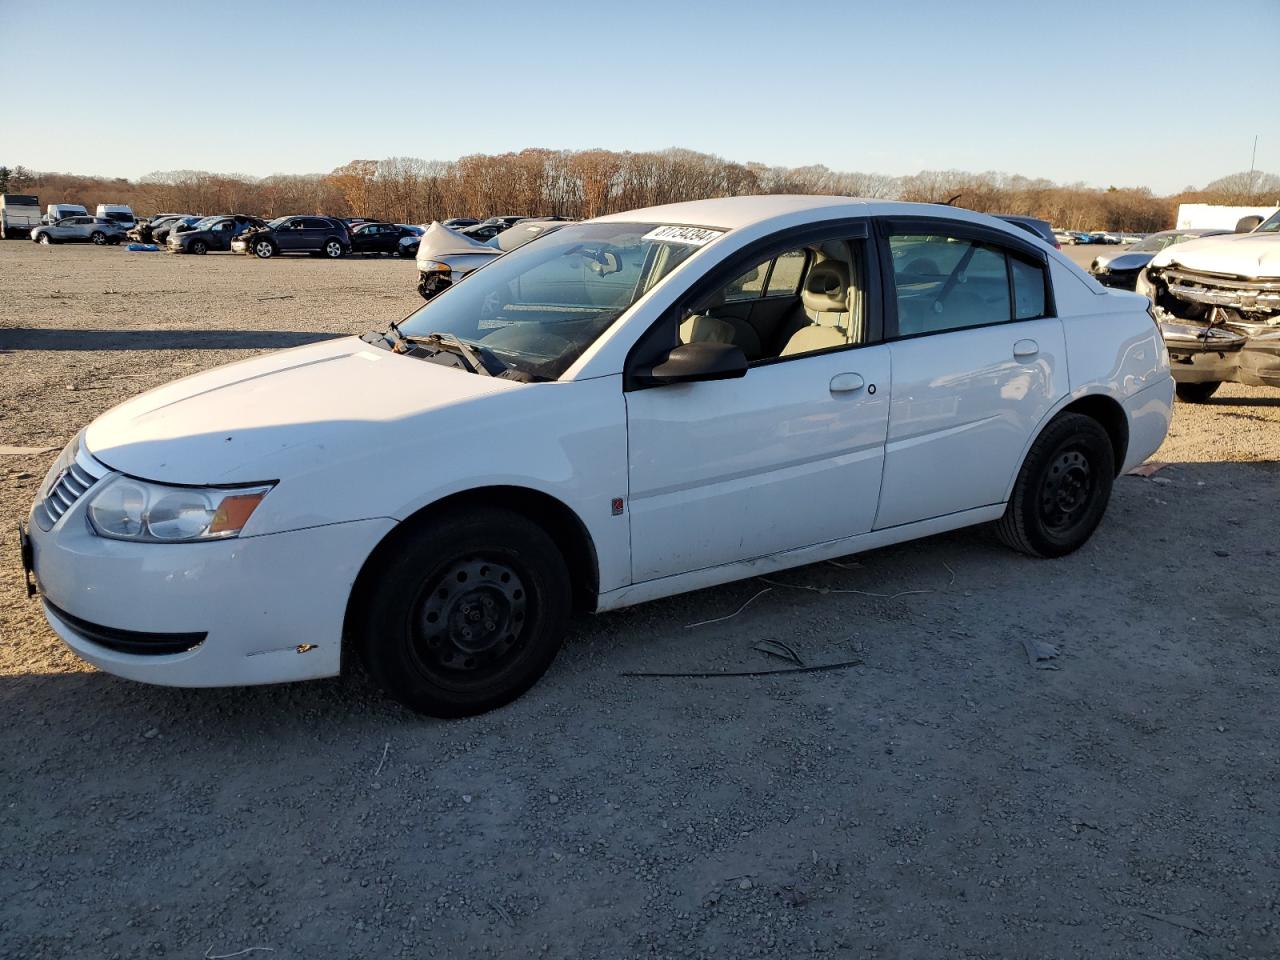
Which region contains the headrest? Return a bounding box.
[802,259,851,313]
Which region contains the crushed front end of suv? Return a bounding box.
[1139,210,1280,401]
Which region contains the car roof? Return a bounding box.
[589,195,1032,237]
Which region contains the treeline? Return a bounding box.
[3,150,1277,232]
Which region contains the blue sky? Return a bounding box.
[1,0,1275,193]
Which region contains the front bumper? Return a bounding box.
[1159,319,1280,387]
[231,238,250,254]
[27,469,395,687]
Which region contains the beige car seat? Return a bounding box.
[780,257,858,356]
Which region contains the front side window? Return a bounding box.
[679,237,867,363]
[889,234,1015,336]
[397,222,715,381]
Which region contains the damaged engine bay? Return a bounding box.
[1142,258,1280,397]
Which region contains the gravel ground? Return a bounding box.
[1,241,1278,959]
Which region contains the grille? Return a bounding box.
[33,454,108,531]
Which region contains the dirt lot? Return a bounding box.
[1,241,1278,959]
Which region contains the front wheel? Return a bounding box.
[995,412,1115,558]
[1175,381,1221,403]
[356,508,571,718]
[253,240,275,259]
[322,239,344,258]
[91,231,107,245]
[37,234,52,245]
[190,239,208,255]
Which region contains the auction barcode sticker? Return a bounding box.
[641,225,724,246]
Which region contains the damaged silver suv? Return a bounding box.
[1139,210,1280,401]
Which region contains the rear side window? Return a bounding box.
[1010,256,1047,319]
[889,235,1011,336]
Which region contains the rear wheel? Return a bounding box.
[1175,381,1221,403]
[356,508,571,718]
[91,231,107,245]
[253,239,275,259]
[322,239,344,258]
[190,239,208,255]
[996,412,1115,558]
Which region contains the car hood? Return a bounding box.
[84,335,519,485]
[1149,232,1280,278]
[1094,251,1153,272]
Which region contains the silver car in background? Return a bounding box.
[415,218,571,299]
[30,216,126,246]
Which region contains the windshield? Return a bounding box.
[105,212,133,222]
[396,222,721,380]
[192,216,220,230]
[1254,210,1280,234]
[267,217,290,228]
[1130,233,1179,253]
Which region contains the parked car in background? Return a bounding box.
[167,215,268,254]
[415,218,569,299]
[22,195,1172,717]
[393,224,426,258]
[95,204,137,231]
[349,221,420,256]
[128,214,197,244]
[460,222,504,241]
[44,203,88,224]
[441,217,479,229]
[30,216,125,245]
[1089,229,1231,290]
[1053,230,1075,246]
[1138,208,1280,401]
[996,214,1060,249]
[231,216,352,259]
[1089,231,1122,244]
[1,194,42,239]
[152,215,203,245]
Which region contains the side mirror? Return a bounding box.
[644,341,747,386]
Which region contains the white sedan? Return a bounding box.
[23,196,1174,717]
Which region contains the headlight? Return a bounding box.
[87,476,273,542]
[419,260,450,273]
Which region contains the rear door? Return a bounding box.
[873,217,1067,529]
[209,218,236,250]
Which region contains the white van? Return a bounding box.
[95,204,136,230]
[46,203,89,224]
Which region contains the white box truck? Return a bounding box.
[1,194,42,239]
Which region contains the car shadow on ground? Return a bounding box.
[1202,394,1280,408]
[0,328,345,352]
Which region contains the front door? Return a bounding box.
[873,222,1068,529]
[625,227,890,583]
[277,219,307,252]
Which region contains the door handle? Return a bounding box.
[1013,339,1039,359]
[829,373,865,394]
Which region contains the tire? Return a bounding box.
[322,239,344,259]
[995,412,1115,559]
[1175,381,1221,403]
[253,239,275,259]
[356,507,571,718]
[91,231,107,245]
[191,240,208,255]
[37,233,52,245]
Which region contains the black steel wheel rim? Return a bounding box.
[409,556,531,685]
[1039,446,1094,532]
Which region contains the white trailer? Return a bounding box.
[1,194,41,239]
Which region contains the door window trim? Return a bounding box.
[874,216,1056,343]
[623,218,877,391]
